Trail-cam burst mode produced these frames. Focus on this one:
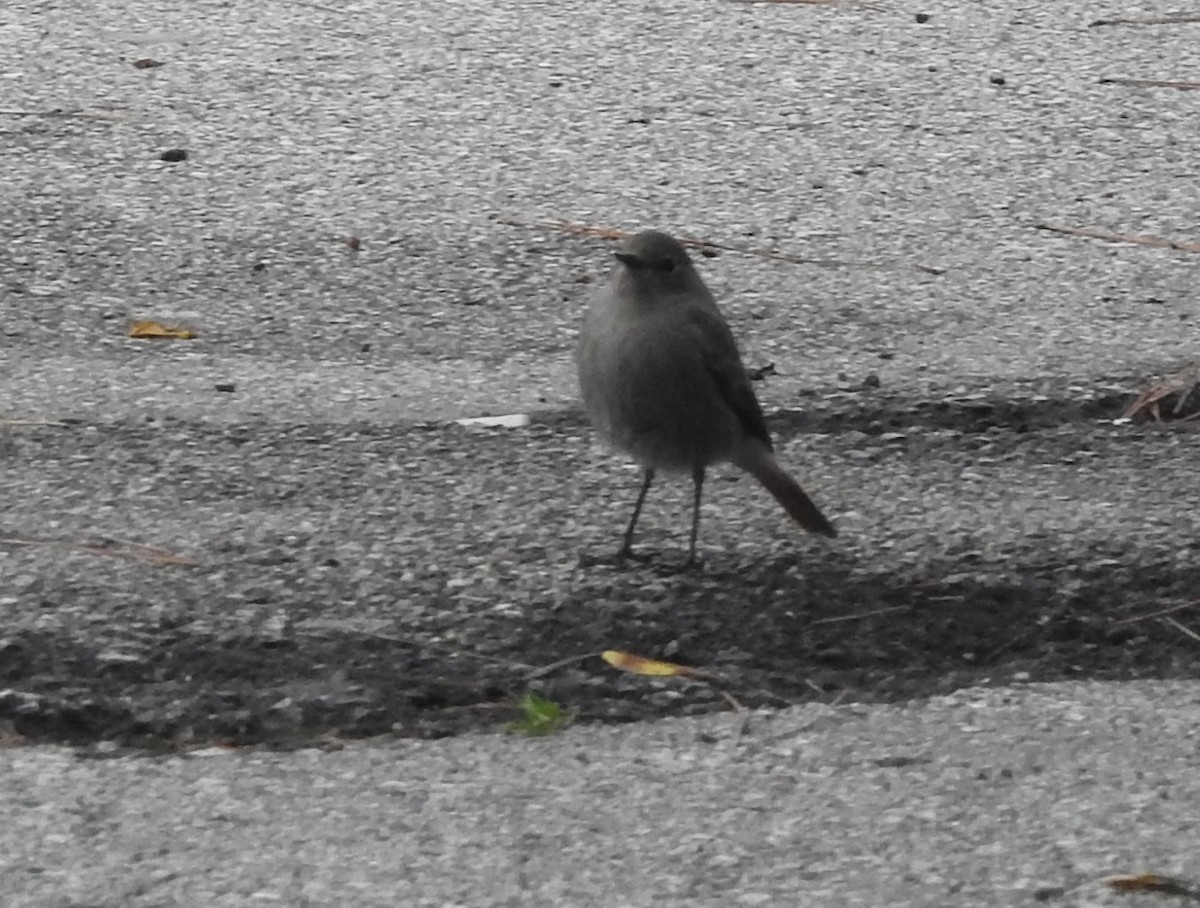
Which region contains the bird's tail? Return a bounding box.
[732,443,838,538]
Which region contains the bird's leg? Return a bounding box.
[618,467,655,559]
[683,464,706,569]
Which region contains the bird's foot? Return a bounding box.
[657,551,706,575]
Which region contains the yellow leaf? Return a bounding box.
[129,320,195,340]
[601,650,699,678]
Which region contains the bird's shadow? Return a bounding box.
[523,541,1143,713]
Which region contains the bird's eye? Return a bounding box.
[661,259,676,272]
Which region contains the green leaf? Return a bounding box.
[507,691,573,736]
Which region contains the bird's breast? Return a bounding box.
[578,307,737,471]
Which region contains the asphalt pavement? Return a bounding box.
[1,0,1199,904]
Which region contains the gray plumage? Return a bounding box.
[577,229,836,565]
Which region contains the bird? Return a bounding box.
[577,229,837,567]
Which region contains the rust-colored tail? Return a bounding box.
[733,443,837,538]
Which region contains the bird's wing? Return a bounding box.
[690,307,774,451]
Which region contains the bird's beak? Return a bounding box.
[614,251,642,269]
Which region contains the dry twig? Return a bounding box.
[810,604,910,626]
[1099,77,1200,91]
[0,418,70,428]
[523,652,599,682]
[1122,363,1200,422]
[0,536,198,567]
[730,0,884,7]
[498,214,944,275]
[1113,599,1200,625]
[1164,617,1200,645]
[0,108,126,121]
[1035,224,1200,254]
[1090,15,1200,27]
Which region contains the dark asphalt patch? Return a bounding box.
[1,390,1197,749]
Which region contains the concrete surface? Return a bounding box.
[4,682,1200,907]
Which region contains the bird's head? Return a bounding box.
[612,230,700,296]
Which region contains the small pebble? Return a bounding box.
[1033,886,1065,903]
